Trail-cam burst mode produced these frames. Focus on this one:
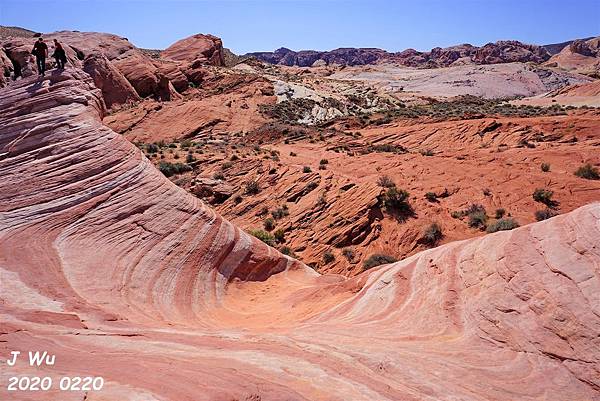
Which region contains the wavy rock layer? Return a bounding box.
[1,71,600,401]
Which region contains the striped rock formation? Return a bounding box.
[1,70,599,400]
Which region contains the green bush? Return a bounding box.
[146,143,159,153]
[382,187,413,216]
[280,246,296,258]
[467,205,488,230]
[158,162,192,177]
[342,247,355,262]
[263,218,275,231]
[271,205,289,219]
[323,251,335,264]
[249,229,275,246]
[245,180,260,195]
[273,229,286,243]
[363,254,397,270]
[574,163,599,180]
[495,208,506,219]
[533,188,558,208]
[377,175,395,188]
[486,218,519,233]
[425,192,438,202]
[421,222,443,246]
[535,209,557,221]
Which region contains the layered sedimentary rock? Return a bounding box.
[1,68,600,401]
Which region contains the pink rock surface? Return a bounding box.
[1,71,599,401]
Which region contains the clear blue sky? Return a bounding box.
[1,0,598,54]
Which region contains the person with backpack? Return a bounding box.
[52,39,67,69]
[31,37,48,76]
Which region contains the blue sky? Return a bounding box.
[1,0,598,54]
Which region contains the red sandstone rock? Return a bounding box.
[83,53,140,108]
[162,33,224,66]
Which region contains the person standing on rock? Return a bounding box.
[52,39,67,70]
[31,37,48,76]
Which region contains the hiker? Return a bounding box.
[31,37,48,76]
[52,39,67,69]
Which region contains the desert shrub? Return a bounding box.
[230,154,239,161]
[290,151,297,156]
[486,218,519,233]
[249,229,275,246]
[342,247,355,262]
[541,163,550,172]
[146,143,159,153]
[377,175,395,188]
[425,192,438,202]
[303,166,312,173]
[495,208,506,219]
[420,149,434,156]
[533,188,557,208]
[245,180,260,195]
[421,222,443,246]
[483,188,492,196]
[221,161,233,169]
[382,187,413,216]
[258,206,269,216]
[280,246,296,257]
[465,204,488,230]
[271,205,289,219]
[173,153,180,159]
[535,209,557,221]
[158,162,192,177]
[323,251,335,264]
[370,143,407,154]
[273,229,286,243]
[363,253,397,270]
[318,164,327,170]
[233,195,243,204]
[263,218,275,231]
[186,153,195,163]
[574,163,599,180]
[213,172,225,180]
[269,168,277,174]
[180,140,193,149]
[320,159,329,165]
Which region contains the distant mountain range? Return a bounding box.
[244,38,598,68]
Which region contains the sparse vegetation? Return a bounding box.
[245,180,260,195]
[486,218,519,233]
[273,229,286,243]
[271,205,289,219]
[233,195,243,204]
[323,251,335,264]
[425,192,438,202]
[533,188,558,208]
[541,163,550,172]
[574,163,599,180]
[280,246,296,258]
[495,208,506,219]
[320,159,329,165]
[158,161,192,177]
[363,254,397,270]
[535,209,557,221]
[213,172,225,180]
[377,175,395,188]
[382,186,413,217]
[420,149,434,157]
[249,229,275,246]
[421,222,443,246]
[302,166,312,173]
[263,218,275,231]
[342,247,355,262]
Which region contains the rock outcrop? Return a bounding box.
[1,68,600,401]
[246,40,552,67]
[546,36,600,76]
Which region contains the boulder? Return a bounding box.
[83,53,140,109]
